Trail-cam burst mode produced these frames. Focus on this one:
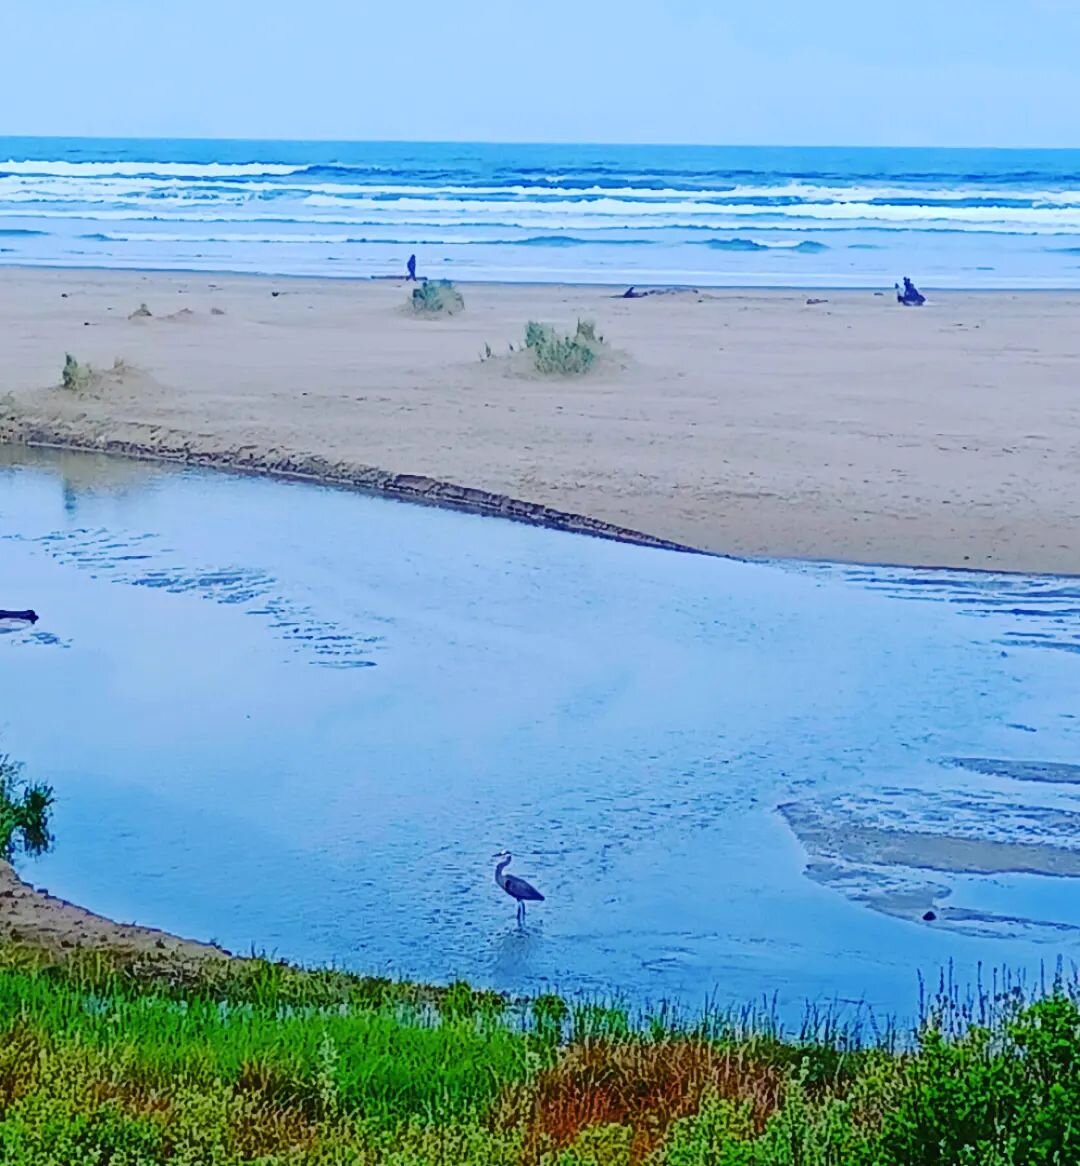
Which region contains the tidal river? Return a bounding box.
[2,447,1079,1021]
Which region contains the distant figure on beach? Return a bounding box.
[895,277,926,306]
[406,254,417,281]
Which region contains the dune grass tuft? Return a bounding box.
[524,318,604,375]
[60,353,93,391]
[409,279,465,316]
[60,354,128,391]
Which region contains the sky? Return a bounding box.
[3,0,1080,147]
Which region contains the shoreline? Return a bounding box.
[0,859,228,965]
[3,267,1080,574]
[9,259,1080,295]
[0,423,703,556]
[11,430,1080,580]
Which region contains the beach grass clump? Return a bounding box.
[60,353,93,391]
[0,948,1073,1163]
[409,279,464,316]
[524,318,604,375]
[60,354,128,391]
[0,756,53,864]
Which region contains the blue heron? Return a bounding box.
[493,851,544,923]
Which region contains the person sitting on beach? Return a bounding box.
[406,254,417,281]
[896,276,926,306]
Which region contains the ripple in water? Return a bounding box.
[7,526,379,669]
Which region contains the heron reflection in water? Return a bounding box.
[492,851,544,924]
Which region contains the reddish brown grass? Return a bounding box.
[505,1038,788,1163]
[226,1096,322,1160]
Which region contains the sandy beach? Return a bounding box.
[2,266,1079,573]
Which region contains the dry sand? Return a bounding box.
[2,267,1080,572]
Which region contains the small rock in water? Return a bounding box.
[922,910,937,922]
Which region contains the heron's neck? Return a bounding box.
[495,857,511,888]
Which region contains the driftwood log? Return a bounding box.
[0,610,37,623]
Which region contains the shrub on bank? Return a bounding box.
[0,755,53,863]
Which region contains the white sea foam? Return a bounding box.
[0,159,305,178]
[9,203,1080,235]
[81,231,482,245]
[7,187,1080,234]
[8,174,1080,207]
[8,160,1080,245]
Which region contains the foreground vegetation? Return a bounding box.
[0,943,1072,1165]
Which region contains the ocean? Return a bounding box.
[4,138,1080,288]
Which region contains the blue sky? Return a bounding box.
[4,0,1079,146]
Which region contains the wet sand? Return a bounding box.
[2,267,1080,572]
[0,860,227,964]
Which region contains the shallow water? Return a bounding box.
[2,448,1079,1019]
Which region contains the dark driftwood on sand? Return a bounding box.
[0,610,37,623]
[618,286,699,299]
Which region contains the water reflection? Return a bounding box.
[492,925,546,986]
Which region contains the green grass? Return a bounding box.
[409,280,465,316]
[523,319,604,375]
[0,947,1074,1164]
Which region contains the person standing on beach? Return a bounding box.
[406,254,417,281]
